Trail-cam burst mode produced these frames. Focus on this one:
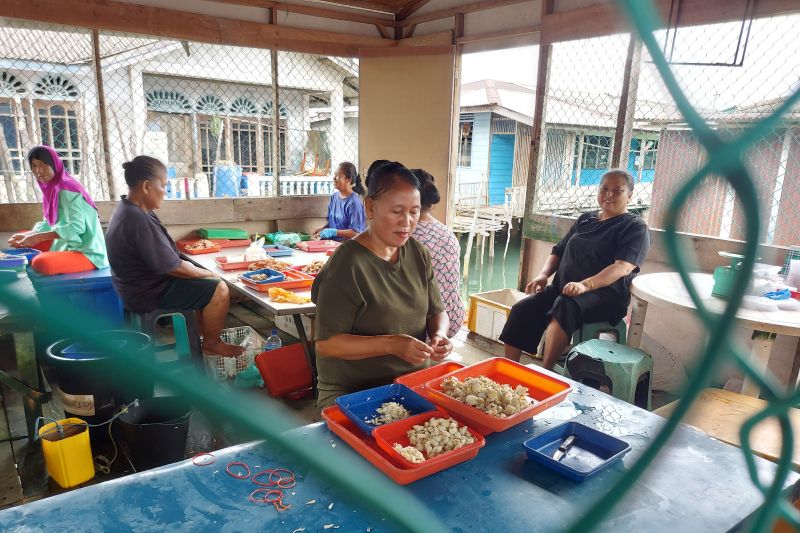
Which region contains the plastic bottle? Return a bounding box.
[264,329,282,352]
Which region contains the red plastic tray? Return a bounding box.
[214,256,252,271]
[373,410,485,470]
[423,358,572,435]
[212,239,252,249]
[322,406,479,485]
[297,240,341,253]
[240,269,314,292]
[394,362,465,392]
[255,344,313,397]
[179,240,221,255]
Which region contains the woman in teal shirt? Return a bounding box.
[7,146,108,275]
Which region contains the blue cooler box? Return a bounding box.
[28,268,124,329]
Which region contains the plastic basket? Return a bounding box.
[204,326,265,381]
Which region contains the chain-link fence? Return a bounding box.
[525,12,800,247]
[0,17,358,203]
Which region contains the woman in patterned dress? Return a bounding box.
[411,169,465,338]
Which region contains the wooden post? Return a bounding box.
[518,0,554,291]
[270,9,281,196]
[611,35,642,169]
[445,13,465,228]
[92,29,117,201]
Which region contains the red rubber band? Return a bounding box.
[226,461,251,480]
[249,488,273,503]
[191,452,216,466]
[252,469,278,486]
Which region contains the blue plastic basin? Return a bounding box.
[336,383,438,436]
[263,244,294,258]
[522,421,630,482]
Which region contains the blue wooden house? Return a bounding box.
[456,80,666,208]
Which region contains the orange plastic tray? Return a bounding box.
[394,362,465,392]
[255,344,313,397]
[288,265,321,277]
[240,269,314,292]
[297,240,341,253]
[423,357,572,435]
[179,241,221,255]
[322,406,478,485]
[214,256,252,271]
[373,410,485,470]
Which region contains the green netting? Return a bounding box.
[567,2,800,532]
[2,2,800,531]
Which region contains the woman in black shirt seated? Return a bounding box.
[500,169,650,370]
[105,156,244,357]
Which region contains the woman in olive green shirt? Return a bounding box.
[311,162,453,408]
[8,146,108,275]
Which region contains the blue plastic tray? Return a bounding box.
[522,421,630,482]
[263,244,294,257]
[1,248,40,267]
[335,383,438,436]
[0,253,27,270]
[240,268,285,284]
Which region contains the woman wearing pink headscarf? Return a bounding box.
[8,146,108,275]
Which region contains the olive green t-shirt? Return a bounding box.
[311,238,444,407]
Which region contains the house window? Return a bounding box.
[0,100,24,172]
[231,119,258,174]
[199,117,228,179]
[36,103,81,175]
[580,134,612,169]
[458,117,474,167]
[262,127,287,174]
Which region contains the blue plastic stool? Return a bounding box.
[129,309,202,362]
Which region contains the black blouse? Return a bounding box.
[551,211,650,301]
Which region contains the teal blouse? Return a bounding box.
[32,189,109,269]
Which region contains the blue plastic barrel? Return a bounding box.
[213,165,242,197]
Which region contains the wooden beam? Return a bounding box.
[400,0,533,28]
[308,0,400,15]
[396,30,453,47]
[91,29,117,202]
[404,24,417,38]
[0,0,393,58]
[207,0,395,26]
[375,24,392,39]
[519,0,553,291]
[611,36,642,168]
[396,0,434,21]
[541,0,800,45]
[456,24,540,45]
[359,45,454,57]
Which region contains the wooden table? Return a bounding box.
[183,247,329,381]
[0,272,46,443]
[0,374,794,531]
[654,388,800,470]
[629,272,800,397]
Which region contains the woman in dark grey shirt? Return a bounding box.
[105,156,243,357]
[500,169,650,370]
[311,162,451,409]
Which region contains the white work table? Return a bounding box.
[183,245,330,384]
[629,271,800,397]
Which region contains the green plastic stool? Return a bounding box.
[573,321,627,344]
[564,339,653,410]
[129,309,202,362]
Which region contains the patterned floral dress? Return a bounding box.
[412,219,465,338]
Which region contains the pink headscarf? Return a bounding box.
[31,145,98,226]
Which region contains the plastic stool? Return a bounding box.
[129,309,202,362]
[564,339,653,410]
[541,320,628,367]
[573,321,627,344]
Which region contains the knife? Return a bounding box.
[553,435,576,461]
